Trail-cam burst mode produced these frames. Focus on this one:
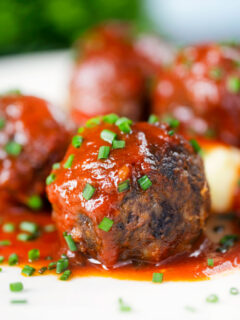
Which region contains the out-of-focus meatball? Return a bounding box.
[153,43,240,146]
[47,115,210,267]
[0,94,71,207]
[69,22,146,124]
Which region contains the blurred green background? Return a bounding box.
[0,0,143,56]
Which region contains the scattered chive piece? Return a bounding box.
[52,162,60,170]
[61,254,68,259]
[185,306,196,313]
[116,117,132,134]
[0,268,2,272]
[138,175,152,191]
[82,183,95,200]
[189,139,202,153]
[163,116,179,129]
[5,89,22,95]
[209,67,223,80]
[22,265,35,276]
[78,127,84,134]
[63,154,75,169]
[168,130,174,136]
[17,233,33,242]
[206,294,219,303]
[118,180,130,193]
[48,262,57,270]
[98,217,113,232]
[28,249,40,262]
[0,240,11,246]
[207,258,214,267]
[8,253,18,266]
[219,234,238,250]
[152,272,163,283]
[46,173,56,185]
[0,256,4,263]
[38,266,47,274]
[44,224,56,233]
[0,117,5,130]
[5,141,22,156]
[230,287,239,295]
[112,140,125,149]
[86,116,101,128]
[103,113,119,124]
[148,114,159,124]
[10,300,27,304]
[100,129,117,144]
[27,195,42,210]
[118,298,132,312]
[59,269,71,281]
[98,146,110,159]
[56,258,69,274]
[72,135,83,148]
[9,282,23,292]
[227,76,240,93]
[19,221,38,234]
[2,223,15,233]
[63,233,77,252]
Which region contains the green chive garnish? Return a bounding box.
[72,135,83,148]
[27,195,42,210]
[52,162,60,170]
[48,262,57,270]
[17,233,33,242]
[19,221,38,234]
[206,294,219,303]
[2,223,15,233]
[148,114,159,124]
[78,127,84,134]
[168,130,174,136]
[5,141,22,156]
[103,113,119,124]
[0,240,11,246]
[219,234,238,250]
[227,76,240,93]
[10,300,27,304]
[44,224,56,233]
[138,175,152,191]
[83,183,95,200]
[209,67,223,80]
[86,116,101,128]
[28,249,40,262]
[207,258,214,267]
[189,139,201,153]
[163,116,179,129]
[63,232,77,252]
[9,282,23,292]
[63,154,75,169]
[22,265,35,276]
[56,258,69,274]
[98,217,113,232]
[46,173,56,185]
[59,269,71,281]
[112,140,125,149]
[230,287,239,295]
[118,298,132,312]
[98,146,110,159]
[152,272,163,283]
[100,129,117,144]
[0,117,5,130]
[8,253,18,266]
[116,117,132,134]
[38,267,47,274]
[118,180,130,193]
[0,256,5,263]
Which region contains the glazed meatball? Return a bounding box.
[0,94,71,207]
[153,43,240,146]
[70,22,146,124]
[47,116,210,267]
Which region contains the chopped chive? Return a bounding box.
[48,262,57,270]
[209,67,223,80]
[10,300,27,304]
[163,116,179,129]
[116,117,132,134]
[0,117,6,130]
[52,162,60,170]
[189,139,201,153]
[185,306,196,313]
[112,140,125,149]
[86,116,101,128]
[44,224,56,233]
[98,217,113,232]
[206,294,219,303]
[227,76,240,93]
[138,175,152,191]
[0,256,5,263]
[219,234,238,250]
[38,266,47,274]
[46,173,56,185]
[56,258,69,274]
[9,282,23,292]
[98,146,110,159]
[28,249,40,262]
[63,154,75,169]
[230,287,239,295]
[118,298,131,312]
[152,272,163,283]
[8,253,18,266]
[27,195,42,210]
[61,254,68,259]
[168,130,174,136]
[0,268,2,272]
[59,269,71,281]
[207,258,214,267]
[17,233,33,242]
[118,180,130,192]
[148,114,159,124]
[83,183,95,200]
[5,141,22,156]
[19,221,38,234]
[22,265,35,276]
[78,127,84,133]
[2,223,15,233]
[72,135,83,148]
[100,129,117,144]
[5,89,21,95]
[103,113,119,124]
[63,233,77,252]
[0,240,11,246]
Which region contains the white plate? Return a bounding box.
[0,51,240,320]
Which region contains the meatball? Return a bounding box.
[153,43,240,146]
[0,94,71,207]
[69,22,146,124]
[47,116,210,267]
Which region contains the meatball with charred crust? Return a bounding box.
[47,115,210,267]
[0,94,71,208]
[70,22,145,124]
[153,43,240,146]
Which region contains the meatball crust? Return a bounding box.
[0,94,71,207]
[153,43,240,146]
[47,117,210,267]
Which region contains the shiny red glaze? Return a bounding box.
[153,43,240,146]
